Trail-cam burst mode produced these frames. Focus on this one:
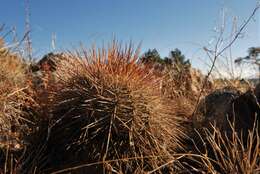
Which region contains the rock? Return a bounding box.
[193,88,259,140]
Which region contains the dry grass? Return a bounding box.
[0,38,31,174]
[213,78,253,93]
[184,120,260,174]
[161,66,213,104]
[0,38,29,147]
[0,40,27,92]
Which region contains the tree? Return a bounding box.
[164,57,172,66]
[140,48,163,64]
[141,48,191,68]
[235,47,260,79]
[235,47,260,64]
[248,47,260,59]
[168,48,190,67]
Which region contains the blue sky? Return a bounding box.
[0,0,259,76]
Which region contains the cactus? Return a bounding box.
[22,42,185,173]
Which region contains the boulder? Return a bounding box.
[193,88,259,140]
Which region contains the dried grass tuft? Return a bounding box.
[0,38,31,173]
[184,120,259,174]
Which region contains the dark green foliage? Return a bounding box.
[140,48,164,64]
[248,47,260,59]
[168,49,190,67]
[235,47,260,66]
[141,48,191,68]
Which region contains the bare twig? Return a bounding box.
[192,4,260,115]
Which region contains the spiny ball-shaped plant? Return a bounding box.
[22,42,186,173]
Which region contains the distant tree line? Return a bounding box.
[140,48,190,70]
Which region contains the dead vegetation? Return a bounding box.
[0,38,259,174]
[183,121,259,174]
[0,37,31,174]
[0,38,28,146]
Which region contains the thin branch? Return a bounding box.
[192,4,260,115]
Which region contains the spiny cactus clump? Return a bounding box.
[21,42,186,173]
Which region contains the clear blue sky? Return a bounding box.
[0,0,259,75]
